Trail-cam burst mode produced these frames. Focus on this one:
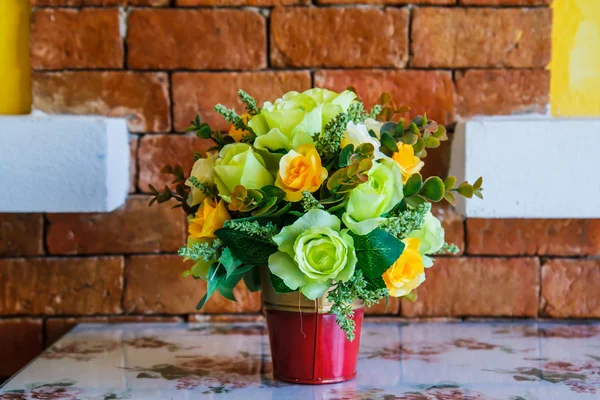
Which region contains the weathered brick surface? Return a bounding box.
[137,135,213,192]
[32,0,169,5]
[457,70,549,117]
[411,8,552,68]
[127,9,266,70]
[45,316,184,347]
[271,8,409,68]
[0,214,44,257]
[178,0,306,4]
[46,196,186,255]
[0,319,43,378]
[0,257,123,315]
[402,258,540,317]
[31,9,122,70]
[314,70,455,125]
[365,298,400,315]
[541,260,600,318]
[460,0,551,4]
[129,137,138,194]
[124,255,262,314]
[467,219,600,256]
[172,71,312,132]
[33,72,170,133]
[432,203,465,255]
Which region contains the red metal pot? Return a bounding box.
[262,271,364,384]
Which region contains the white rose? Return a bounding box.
[364,118,383,138]
[341,121,386,160]
[185,152,217,206]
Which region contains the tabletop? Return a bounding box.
[1,321,599,399]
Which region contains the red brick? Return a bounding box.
[411,8,551,68]
[466,219,600,256]
[178,0,305,4]
[541,259,600,318]
[420,137,452,180]
[457,70,549,118]
[314,69,455,125]
[0,214,44,257]
[460,0,551,4]
[365,297,400,315]
[130,137,138,194]
[0,257,123,315]
[31,9,122,70]
[127,9,266,70]
[46,196,186,255]
[432,203,465,255]
[124,255,262,314]
[137,134,213,192]
[271,7,409,68]
[0,319,43,378]
[172,71,312,132]
[402,257,540,317]
[32,0,169,5]
[45,316,184,347]
[33,71,170,133]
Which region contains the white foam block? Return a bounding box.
[0,114,129,212]
[450,116,600,218]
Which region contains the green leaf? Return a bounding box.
[394,120,405,137]
[218,247,243,278]
[349,229,405,289]
[444,176,457,190]
[260,185,286,200]
[215,227,278,266]
[405,194,428,208]
[338,144,354,168]
[409,122,420,135]
[380,131,399,152]
[217,273,243,302]
[403,173,423,197]
[473,176,483,190]
[444,191,456,205]
[413,137,425,155]
[433,125,447,139]
[421,177,445,202]
[196,263,225,310]
[196,125,212,139]
[398,131,418,145]
[474,189,484,200]
[403,291,417,302]
[424,135,440,148]
[243,268,262,292]
[271,272,296,294]
[457,184,474,198]
[380,121,396,137]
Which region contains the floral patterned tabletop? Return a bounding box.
[1,321,599,399]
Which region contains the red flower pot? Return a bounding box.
[262,272,364,384]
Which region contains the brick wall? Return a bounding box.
[1,0,598,378]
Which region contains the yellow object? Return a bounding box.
[382,238,425,297]
[275,144,328,202]
[551,0,600,116]
[188,198,231,240]
[392,144,424,184]
[0,0,32,115]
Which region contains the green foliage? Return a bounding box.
[347,102,368,124]
[301,191,324,213]
[187,176,218,198]
[148,164,196,216]
[369,104,382,119]
[223,219,279,241]
[178,239,224,262]
[402,173,484,206]
[349,229,405,289]
[271,272,296,294]
[327,270,388,341]
[228,185,290,217]
[434,242,461,255]
[215,226,278,266]
[314,111,351,161]
[243,268,262,292]
[196,263,225,309]
[186,114,236,152]
[380,203,431,240]
[238,89,259,115]
[218,247,243,278]
[325,143,374,199]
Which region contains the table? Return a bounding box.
[1,321,599,399]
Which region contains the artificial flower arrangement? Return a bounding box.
[149,88,483,341]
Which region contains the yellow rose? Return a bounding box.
[275,144,328,202]
[382,238,425,297]
[188,198,231,240]
[185,153,216,207]
[229,113,251,142]
[392,144,424,184]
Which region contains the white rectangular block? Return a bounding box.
[450,116,600,218]
[0,114,129,212]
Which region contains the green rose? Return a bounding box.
[213,143,274,198]
[268,209,357,299]
[342,158,404,235]
[250,88,356,152]
[408,211,445,267]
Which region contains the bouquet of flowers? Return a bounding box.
[150,88,483,340]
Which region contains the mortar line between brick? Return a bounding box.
[167,72,175,133]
